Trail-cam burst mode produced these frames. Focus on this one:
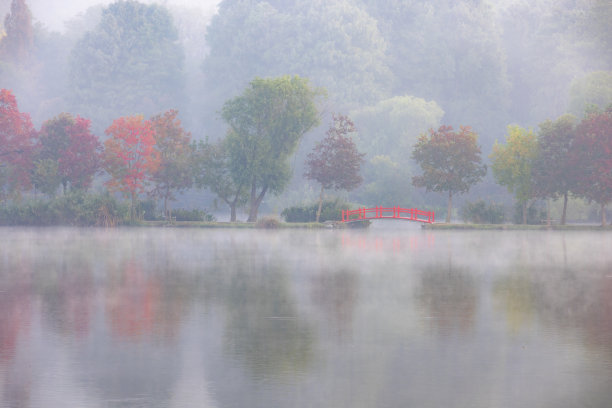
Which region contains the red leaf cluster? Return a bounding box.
[0,88,35,194]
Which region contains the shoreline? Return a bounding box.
[421,223,612,231]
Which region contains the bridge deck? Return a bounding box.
[341,206,434,224]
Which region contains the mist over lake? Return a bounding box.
[1,225,611,407]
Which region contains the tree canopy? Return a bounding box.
[569,107,612,225]
[69,0,184,132]
[0,88,34,198]
[532,114,577,224]
[202,0,390,134]
[305,114,365,222]
[222,75,322,222]
[412,125,486,223]
[490,125,539,224]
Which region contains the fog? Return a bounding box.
[1,0,221,32]
[0,0,610,219]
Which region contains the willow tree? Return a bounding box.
[222,75,322,222]
[412,125,486,223]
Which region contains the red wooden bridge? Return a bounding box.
[341,206,435,224]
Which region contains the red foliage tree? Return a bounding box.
[305,114,365,222]
[103,115,160,219]
[412,125,487,223]
[570,108,612,225]
[532,115,577,225]
[149,110,193,218]
[37,113,101,193]
[0,88,35,197]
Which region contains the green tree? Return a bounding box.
[31,158,61,196]
[222,75,322,222]
[0,0,33,64]
[69,0,184,132]
[193,139,248,222]
[532,114,577,224]
[201,0,390,134]
[412,125,487,223]
[350,95,444,162]
[568,71,612,117]
[149,110,193,219]
[361,0,508,148]
[305,114,365,222]
[490,125,539,225]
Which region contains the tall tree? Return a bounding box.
[193,139,248,222]
[36,113,101,194]
[201,0,390,135]
[0,0,33,64]
[490,125,539,225]
[568,71,612,117]
[412,125,487,223]
[569,107,612,226]
[103,115,160,220]
[532,114,577,224]
[222,75,322,222]
[305,114,365,222]
[69,0,184,132]
[0,88,34,198]
[149,110,193,219]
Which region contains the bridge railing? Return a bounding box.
[341,206,434,224]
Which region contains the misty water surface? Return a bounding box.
[1,225,611,407]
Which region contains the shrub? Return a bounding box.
[172,208,216,222]
[0,192,128,226]
[281,199,347,222]
[512,202,546,224]
[255,216,281,228]
[461,200,505,224]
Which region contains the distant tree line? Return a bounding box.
[1,0,612,225]
[411,106,612,225]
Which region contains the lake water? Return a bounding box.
[1,225,611,407]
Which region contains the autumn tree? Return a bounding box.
[103,115,160,220]
[0,88,34,198]
[569,108,612,226]
[0,0,33,64]
[222,75,322,222]
[305,114,365,222]
[193,139,248,222]
[35,113,101,195]
[531,114,577,225]
[490,125,538,225]
[149,110,193,218]
[412,125,486,223]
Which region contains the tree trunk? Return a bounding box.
[230,204,237,222]
[602,203,607,227]
[130,191,136,221]
[446,190,453,223]
[522,201,527,225]
[561,192,568,225]
[247,183,268,222]
[316,185,324,223]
